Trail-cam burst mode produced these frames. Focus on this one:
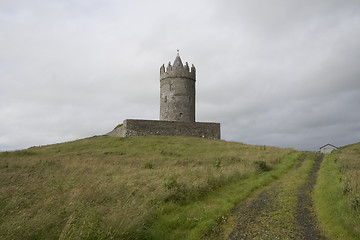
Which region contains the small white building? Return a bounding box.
[320,144,338,154]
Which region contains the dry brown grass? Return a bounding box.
[0,135,293,239]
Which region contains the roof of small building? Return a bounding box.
[319,143,338,149]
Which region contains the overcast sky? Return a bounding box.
[1,0,360,151]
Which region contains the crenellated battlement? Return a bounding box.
[160,54,196,81]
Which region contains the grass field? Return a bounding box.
[0,135,296,239]
[314,143,360,239]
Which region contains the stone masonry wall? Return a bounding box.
[160,77,195,122]
[107,119,220,140]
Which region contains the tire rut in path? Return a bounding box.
[295,154,324,240]
[226,154,325,240]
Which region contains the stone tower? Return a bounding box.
[107,51,220,140]
[160,52,196,122]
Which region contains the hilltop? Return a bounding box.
[0,136,296,239]
[1,136,359,239]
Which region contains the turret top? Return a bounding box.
[160,51,196,81]
[173,51,184,69]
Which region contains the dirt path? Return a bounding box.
[223,154,325,240]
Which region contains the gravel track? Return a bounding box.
[225,154,326,240]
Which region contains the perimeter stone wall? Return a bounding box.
[107,119,220,140]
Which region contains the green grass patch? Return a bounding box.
[143,152,303,239]
[218,153,321,239]
[314,154,360,239]
[114,124,123,130]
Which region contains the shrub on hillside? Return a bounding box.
[254,160,271,172]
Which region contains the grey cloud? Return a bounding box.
[1,0,360,151]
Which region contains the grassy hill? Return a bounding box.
[315,142,360,239]
[0,135,300,239]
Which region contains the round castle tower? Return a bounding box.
[160,52,196,122]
